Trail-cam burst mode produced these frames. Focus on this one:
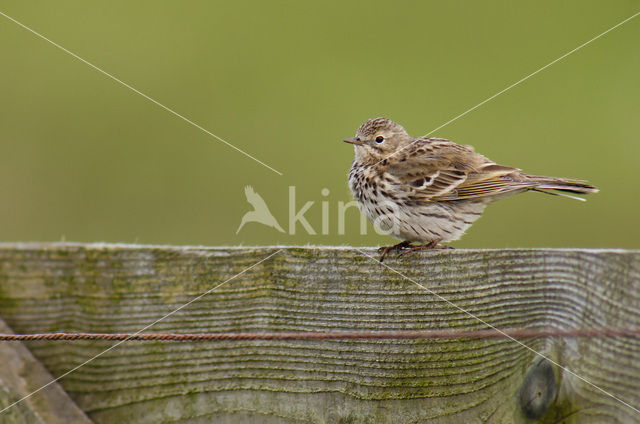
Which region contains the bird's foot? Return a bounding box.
[378,241,411,262]
[398,238,453,257]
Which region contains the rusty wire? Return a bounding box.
[1,327,640,342]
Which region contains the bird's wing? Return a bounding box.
[244,185,270,210]
[244,185,255,198]
[387,138,528,201]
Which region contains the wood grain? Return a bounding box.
[0,243,639,423]
[0,317,93,424]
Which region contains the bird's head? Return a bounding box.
[343,117,411,163]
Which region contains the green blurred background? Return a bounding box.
[1,1,638,248]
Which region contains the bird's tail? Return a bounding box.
[523,173,599,201]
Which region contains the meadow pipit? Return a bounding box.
[344,117,598,261]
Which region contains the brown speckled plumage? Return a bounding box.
[344,117,598,261]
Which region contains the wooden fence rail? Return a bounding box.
[0,243,639,423]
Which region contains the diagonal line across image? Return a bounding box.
[355,248,640,416]
[0,11,283,176]
[1,3,638,421]
[370,10,640,168]
[0,249,283,415]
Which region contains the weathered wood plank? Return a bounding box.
[0,317,93,424]
[0,243,639,423]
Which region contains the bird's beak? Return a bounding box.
[343,137,365,146]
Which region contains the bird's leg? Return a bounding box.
[378,241,411,262]
[398,238,453,257]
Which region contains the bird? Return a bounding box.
[343,117,598,261]
[236,185,285,234]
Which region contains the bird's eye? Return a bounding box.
[375,136,384,143]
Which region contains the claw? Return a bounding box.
[378,241,411,262]
[398,238,452,258]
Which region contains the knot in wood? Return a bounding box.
[519,358,558,419]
